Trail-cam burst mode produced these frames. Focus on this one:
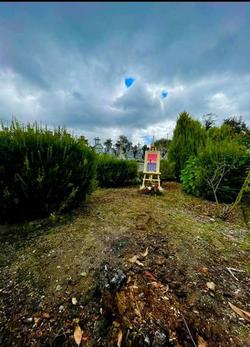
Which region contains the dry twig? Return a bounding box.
[180,312,198,347]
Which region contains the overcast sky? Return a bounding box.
[0,2,250,145]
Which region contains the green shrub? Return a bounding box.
[208,122,250,150]
[207,124,235,142]
[0,120,96,223]
[96,154,138,187]
[168,111,206,179]
[138,170,144,182]
[180,157,204,197]
[160,160,176,181]
[181,140,250,203]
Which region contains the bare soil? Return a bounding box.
[0,182,249,346]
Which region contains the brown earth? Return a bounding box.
[0,182,249,346]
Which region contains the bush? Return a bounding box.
[180,157,204,197]
[168,111,206,179]
[181,140,250,203]
[208,122,250,150]
[0,120,96,223]
[160,160,176,181]
[207,124,235,142]
[96,154,138,187]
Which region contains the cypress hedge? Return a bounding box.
[0,120,96,223]
[96,154,138,188]
[168,111,206,179]
[181,140,250,203]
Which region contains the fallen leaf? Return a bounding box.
[117,329,123,347]
[134,308,141,317]
[135,260,144,266]
[128,255,138,263]
[140,247,148,257]
[129,253,145,265]
[198,335,208,347]
[42,312,50,319]
[229,302,250,323]
[34,317,40,326]
[144,270,157,282]
[151,281,163,289]
[206,282,215,291]
[197,267,208,273]
[113,321,120,328]
[74,325,82,347]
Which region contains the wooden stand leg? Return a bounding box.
[140,174,146,189]
[158,175,160,188]
[140,172,163,191]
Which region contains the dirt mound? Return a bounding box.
[88,234,248,347]
[54,232,248,347]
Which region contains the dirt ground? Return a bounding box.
[0,182,249,346]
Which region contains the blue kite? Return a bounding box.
[143,135,154,146]
[125,77,135,88]
[161,91,168,99]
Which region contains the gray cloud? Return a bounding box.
[0,3,249,144]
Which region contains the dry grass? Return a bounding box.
[0,182,249,346]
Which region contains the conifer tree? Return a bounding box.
[168,111,206,179]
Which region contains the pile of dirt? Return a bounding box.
[88,233,249,347]
[2,232,248,347]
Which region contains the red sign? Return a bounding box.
[147,153,158,161]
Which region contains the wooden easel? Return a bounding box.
[141,171,161,189]
[140,145,162,190]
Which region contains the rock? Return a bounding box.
[72,297,77,305]
[110,270,127,290]
[97,263,126,292]
[206,282,215,291]
[144,334,151,346]
[152,331,167,347]
[80,272,87,277]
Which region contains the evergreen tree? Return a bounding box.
[222,116,250,150]
[104,138,112,151]
[223,116,248,134]
[115,135,132,154]
[202,113,217,130]
[154,138,171,155]
[79,135,88,146]
[168,111,206,179]
[142,144,148,157]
